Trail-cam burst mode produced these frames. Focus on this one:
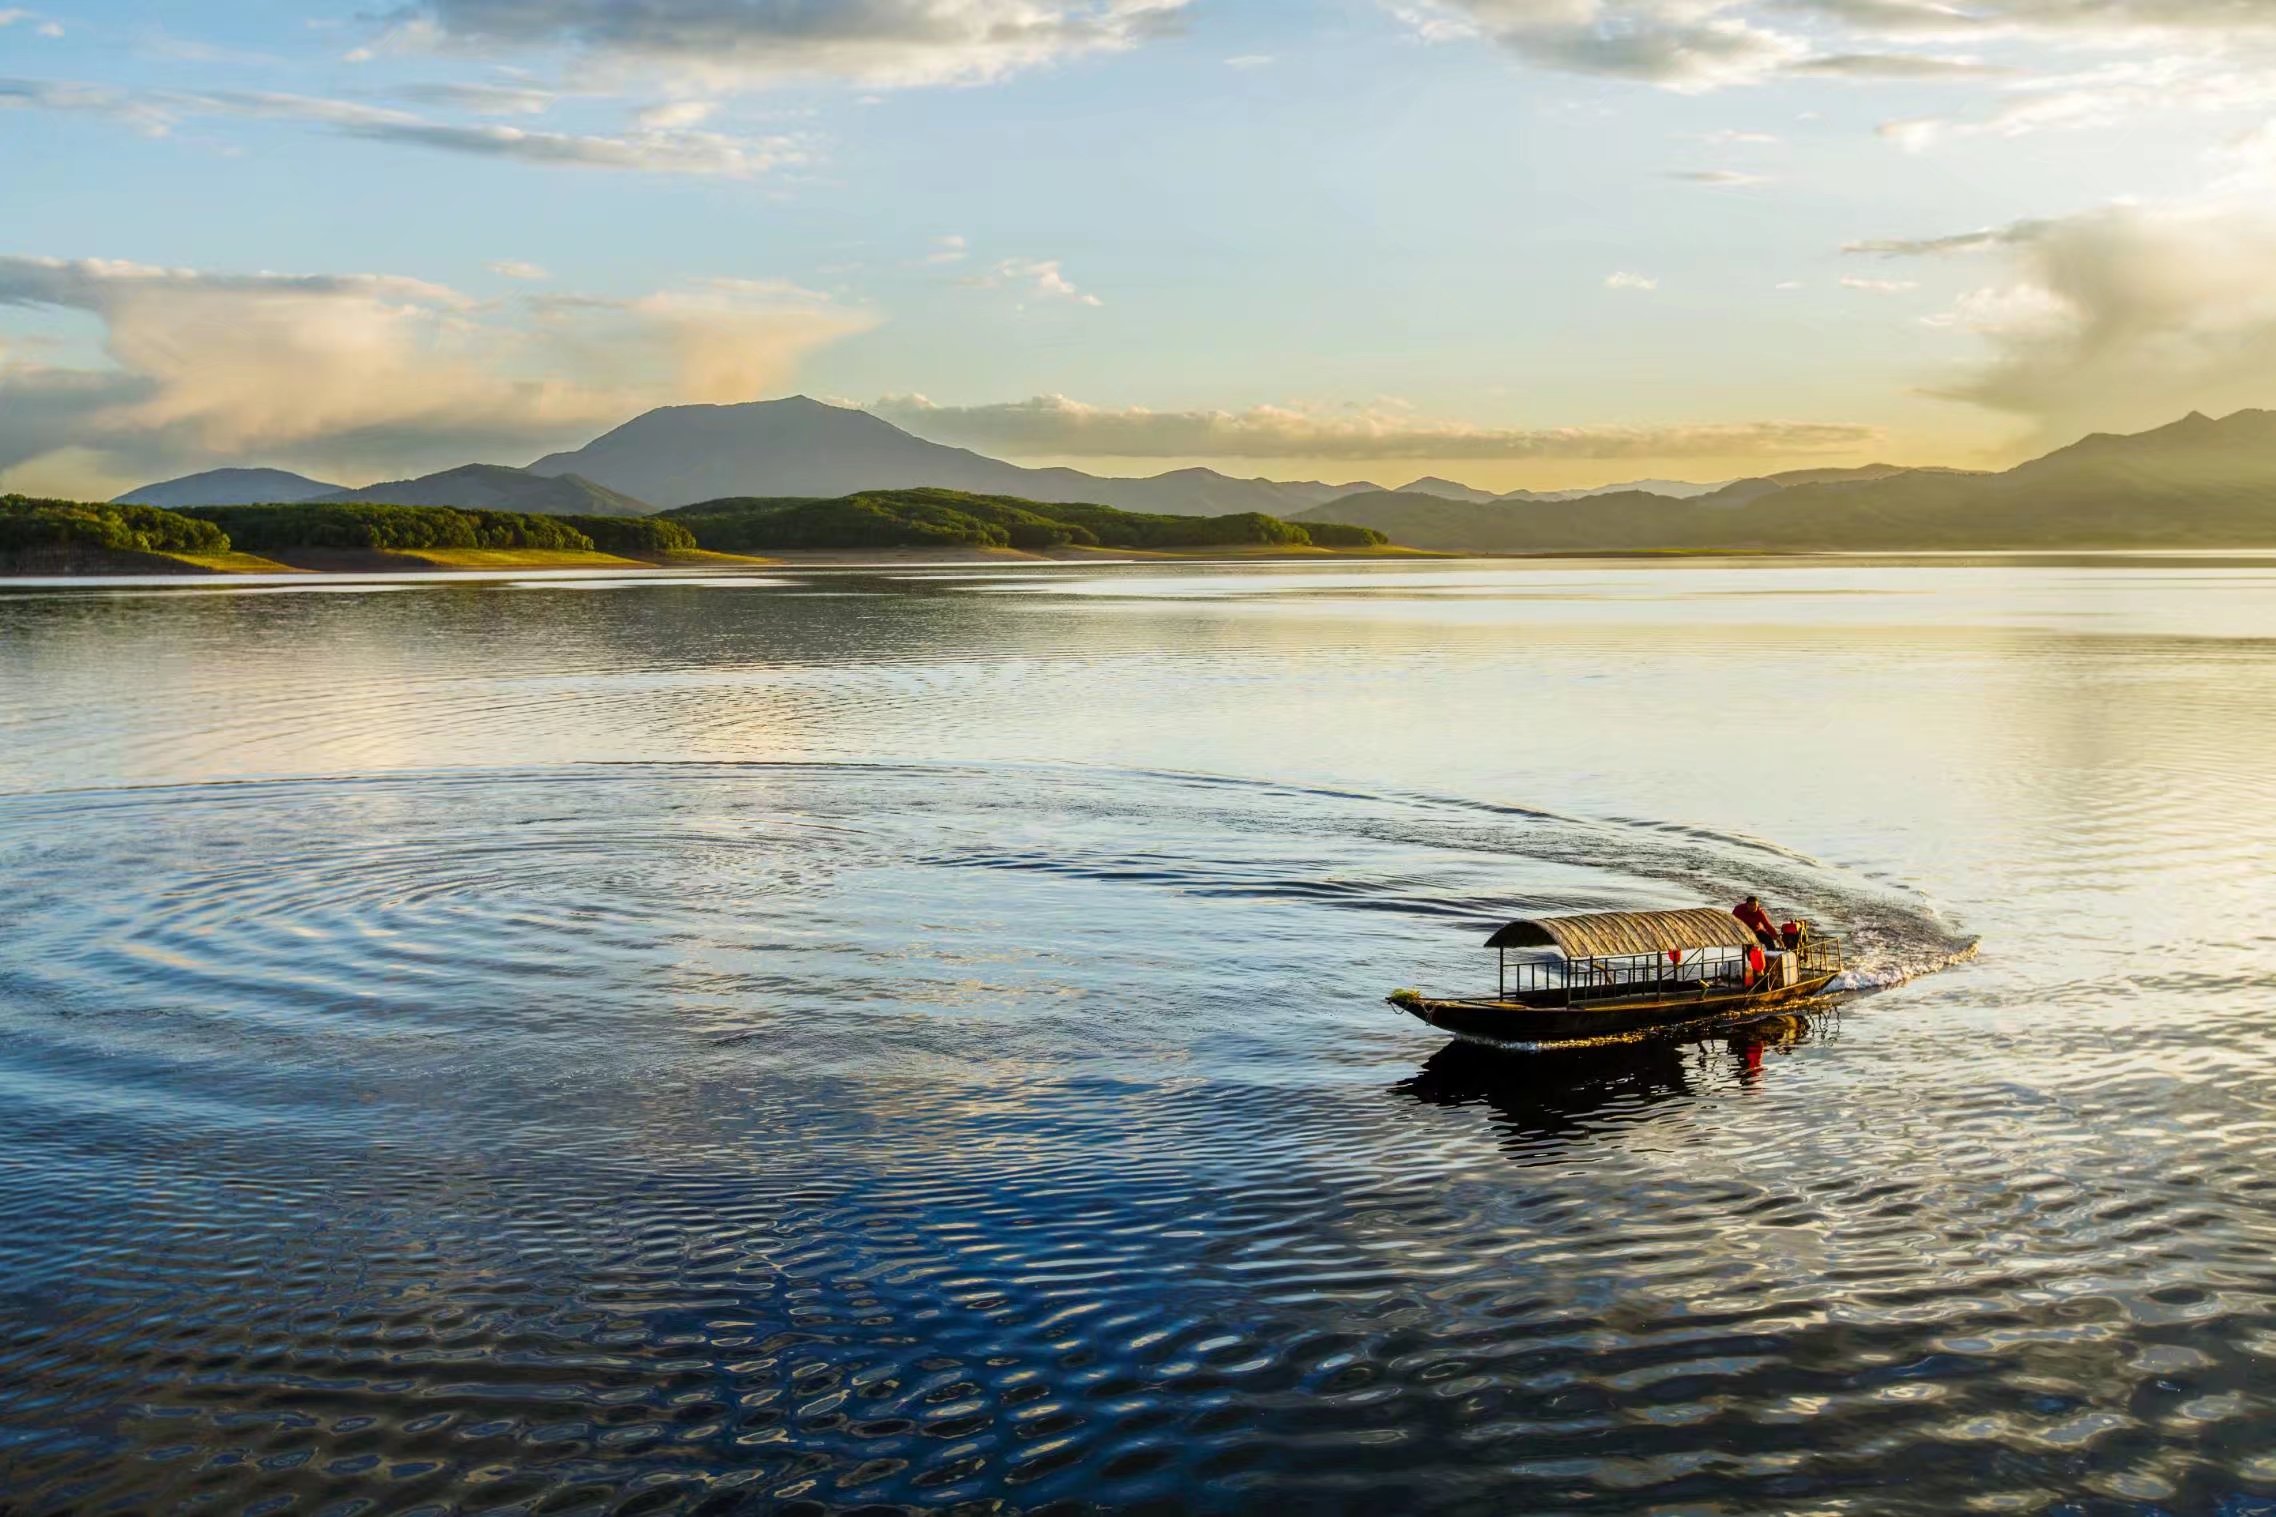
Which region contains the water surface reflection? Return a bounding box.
[2,561,2274,1513]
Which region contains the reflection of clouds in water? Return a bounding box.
[4,562,2276,1510]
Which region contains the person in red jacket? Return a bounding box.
[1733,895,1780,948]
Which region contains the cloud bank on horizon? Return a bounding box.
[6,0,2276,494]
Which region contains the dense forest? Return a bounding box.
[1,495,232,556]
[663,488,1387,552]
[2,486,1389,571]
[554,515,698,553]
[186,503,597,552]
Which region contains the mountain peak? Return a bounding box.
[524,399,1373,515]
[113,466,346,508]
[318,463,652,517]
[1395,476,1500,504]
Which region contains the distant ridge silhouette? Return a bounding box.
[316,463,651,518]
[1297,408,2276,551]
[528,395,1381,515]
[115,467,343,508]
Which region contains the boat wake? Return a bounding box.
[0,759,1975,1096]
[1826,939,1980,993]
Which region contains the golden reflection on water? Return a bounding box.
[3,560,2276,1511]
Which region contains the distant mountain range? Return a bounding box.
[110,400,2276,553]
[528,395,1381,514]
[1295,410,2276,551]
[119,398,1383,519]
[1393,475,1727,504]
[119,462,652,518]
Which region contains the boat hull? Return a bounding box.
[1392,975,1838,1050]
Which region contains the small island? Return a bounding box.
[0,488,1400,577]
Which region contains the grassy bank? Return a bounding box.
[164,550,306,573]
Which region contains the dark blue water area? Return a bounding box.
[5,565,2276,1514]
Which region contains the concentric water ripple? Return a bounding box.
[6,564,2276,1514]
[0,760,2000,1513]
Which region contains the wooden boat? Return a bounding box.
[1390,907,1844,1050]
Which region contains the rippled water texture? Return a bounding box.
[4,559,2276,1514]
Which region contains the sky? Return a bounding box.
[6,0,2276,498]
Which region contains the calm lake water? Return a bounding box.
[3,557,2275,1514]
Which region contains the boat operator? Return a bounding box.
[1733,895,1781,949]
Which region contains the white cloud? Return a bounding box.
[976,257,1103,305]
[1392,0,1806,90]
[1391,0,2276,109]
[0,77,808,176]
[924,234,969,265]
[1845,225,2042,255]
[390,80,556,114]
[1789,52,2001,78]
[1878,57,2276,149]
[1858,197,2276,441]
[1604,270,1660,290]
[392,0,1193,88]
[634,98,718,129]
[1840,275,1920,291]
[1224,53,1275,68]
[1694,128,1780,143]
[529,278,873,408]
[1667,167,1771,185]
[871,392,1879,460]
[486,259,551,280]
[0,77,177,134]
[0,255,874,489]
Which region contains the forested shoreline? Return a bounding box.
[0,487,1391,573]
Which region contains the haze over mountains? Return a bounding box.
[120,464,650,518]
[1395,476,1726,504]
[528,396,1382,515]
[119,397,1386,519]
[1299,410,2276,551]
[111,394,1807,522]
[107,398,2276,554]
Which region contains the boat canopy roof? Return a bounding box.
[1484,908,1759,959]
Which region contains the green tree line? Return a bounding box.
[664,488,1388,552]
[187,503,596,551]
[4,488,1385,564]
[2,495,231,555]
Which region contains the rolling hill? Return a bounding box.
[316,464,652,518]
[114,468,344,508]
[1296,410,2276,552]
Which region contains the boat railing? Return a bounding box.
[1791,932,1844,977]
[1496,929,1844,1004]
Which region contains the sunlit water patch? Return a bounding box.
[0,760,1987,1511]
[4,562,2276,1513]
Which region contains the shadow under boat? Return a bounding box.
[1394,1012,1826,1140]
